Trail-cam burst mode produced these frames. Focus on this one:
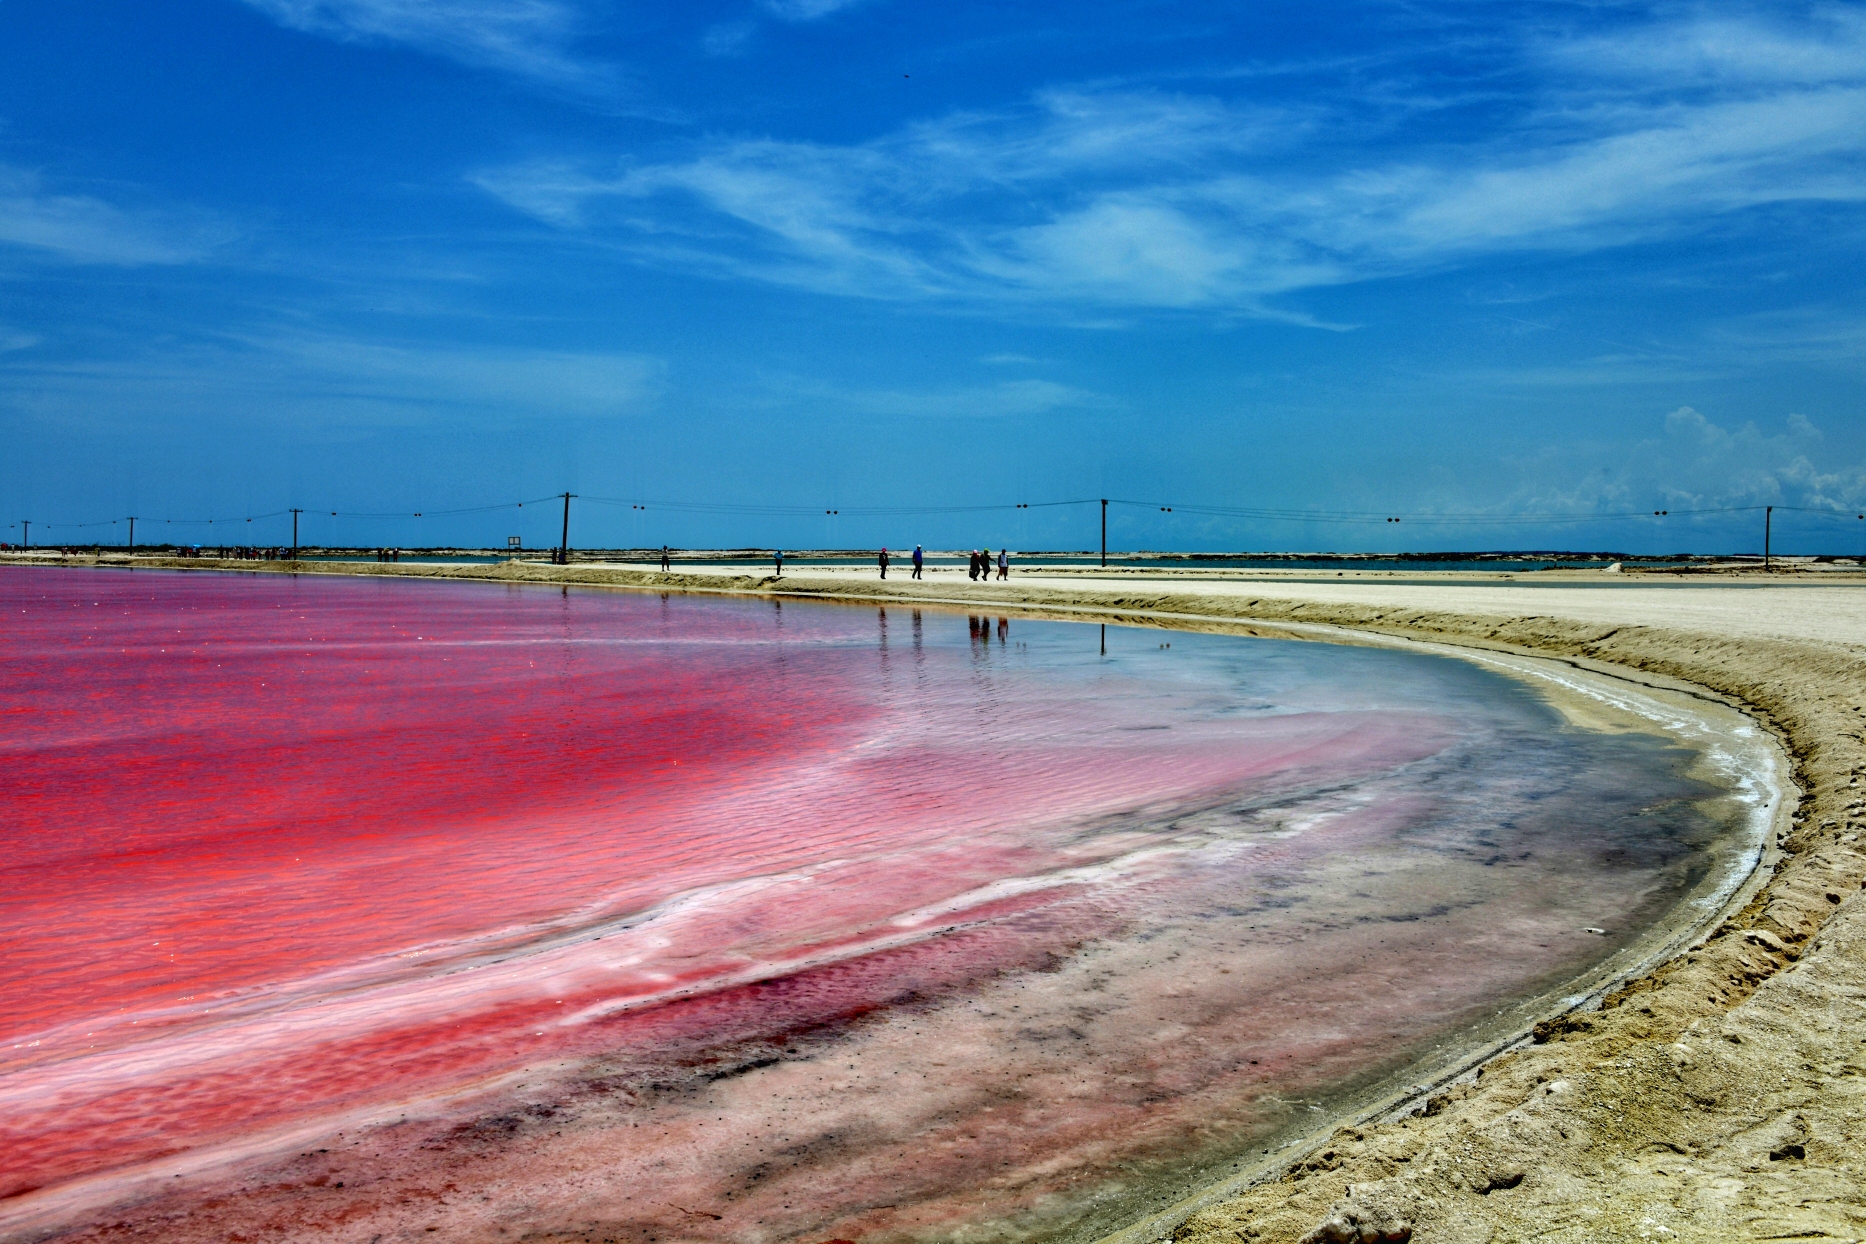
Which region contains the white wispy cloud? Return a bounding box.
[1545,9,1866,86]
[702,21,756,57]
[759,0,867,20]
[474,88,1317,310]
[759,373,1109,419]
[1702,307,1866,369]
[0,166,221,265]
[474,12,1866,319]
[237,0,611,91]
[260,335,666,416]
[2,333,665,428]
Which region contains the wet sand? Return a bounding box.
[7,553,1864,1243]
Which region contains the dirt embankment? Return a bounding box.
[12,555,1866,1243]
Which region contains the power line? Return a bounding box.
[31,495,560,532]
[579,496,1098,517]
[14,494,1865,541]
[1110,499,1866,528]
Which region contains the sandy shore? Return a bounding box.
[10,553,1866,1243]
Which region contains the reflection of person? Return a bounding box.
[774,549,783,577]
[878,547,890,579]
[912,545,923,579]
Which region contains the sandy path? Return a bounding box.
[10,554,1866,1243]
[1023,573,1866,653]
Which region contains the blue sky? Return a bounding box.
[2,0,1863,553]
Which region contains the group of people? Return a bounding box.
[742,546,1017,580]
[866,545,1006,580]
[969,548,1008,581]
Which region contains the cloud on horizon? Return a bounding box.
[1471,406,1866,527]
[1652,405,1865,511]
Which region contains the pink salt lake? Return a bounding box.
[0,568,1748,1243]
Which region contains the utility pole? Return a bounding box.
[127,516,136,552]
[20,520,27,549]
[1764,505,1773,570]
[291,508,303,559]
[1100,499,1108,568]
[558,492,575,565]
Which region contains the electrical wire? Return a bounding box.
[14,495,1864,538]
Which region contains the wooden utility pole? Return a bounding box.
[558,492,575,565]
[127,516,136,551]
[1101,498,1108,568]
[291,508,303,558]
[1765,505,1773,570]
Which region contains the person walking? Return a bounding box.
[912,544,923,579]
[660,545,671,572]
[878,547,890,579]
[997,547,1009,580]
[774,549,784,577]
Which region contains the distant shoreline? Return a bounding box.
[6,546,1859,570]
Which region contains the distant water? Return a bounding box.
[0,568,1741,1242]
[627,554,1632,572]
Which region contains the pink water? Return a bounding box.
[0,569,1730,1242]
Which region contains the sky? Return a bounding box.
[1,0,1863,554]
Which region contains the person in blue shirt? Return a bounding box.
[774,549,783,577]
[912,545,924,580]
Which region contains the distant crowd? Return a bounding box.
[760,545,1013,581]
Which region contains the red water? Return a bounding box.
[2,569,1455,1222]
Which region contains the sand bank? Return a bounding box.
[8,553,1866,1243]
